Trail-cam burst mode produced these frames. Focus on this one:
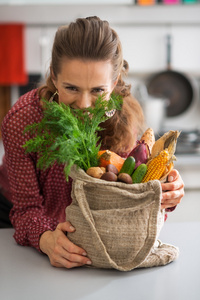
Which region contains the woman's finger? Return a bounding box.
[161,169,184,195]
[162,189,184,201]
[57,221,76,233]
[161,188,184,209]
[47,235,92,268]
[53,222,92,267]
[55,240,92,265]
[56,222,88,256]
[50,256,87,269]
[167,168,179,182]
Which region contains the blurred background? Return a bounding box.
[0,0,200,222]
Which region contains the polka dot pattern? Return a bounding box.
[1,89,72,251]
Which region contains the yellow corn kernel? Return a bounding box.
[142,150,169,182]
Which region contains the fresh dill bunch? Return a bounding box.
[23,93,123,181]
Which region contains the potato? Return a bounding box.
[106,164,119,175]
[117,173,133,184]
[100,171,118,182]
[100,167,106,173]
[86,167,104,179]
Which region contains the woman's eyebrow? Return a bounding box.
[63,82,108,89]
[63,82,77,86]
[91,85,108,89]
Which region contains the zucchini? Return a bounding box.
[132,163,147,183]
[119,156,135,176]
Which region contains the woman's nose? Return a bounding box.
[76,93,92,109]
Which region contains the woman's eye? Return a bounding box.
[66,86,77,92]
[92,88,104,93]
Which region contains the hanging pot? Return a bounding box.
[147,34,193,117]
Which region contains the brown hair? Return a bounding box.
[38,16,145,154]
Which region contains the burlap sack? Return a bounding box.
[66,165,179,271]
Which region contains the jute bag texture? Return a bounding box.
[66,165,179,271]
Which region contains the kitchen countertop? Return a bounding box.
[0,222,200,300]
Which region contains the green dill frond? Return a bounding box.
[23,93,123,181]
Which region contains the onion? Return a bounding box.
[128,140,149,169]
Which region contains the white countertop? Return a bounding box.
[0,222,200,300]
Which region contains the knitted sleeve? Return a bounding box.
[1,91,71,251]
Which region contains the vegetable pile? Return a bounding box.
[90,128,180,184]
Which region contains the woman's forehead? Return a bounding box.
[58,59,114,85]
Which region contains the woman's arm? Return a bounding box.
[2,98,92,268]
[4,139,58,250]
[2,99,59,250]
[161,169,184,210]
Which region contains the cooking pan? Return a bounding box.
[147,34,193,117]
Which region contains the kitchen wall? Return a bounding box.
[0,4,198,75]
[24,23,200,76]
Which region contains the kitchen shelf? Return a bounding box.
[0,4,200,26]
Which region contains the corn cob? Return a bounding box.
[142,149,169,182]
[151,130,180,159]
[140,127,155,155]
[160,161,174,182]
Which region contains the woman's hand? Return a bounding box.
[161,169,184,210]
[39,221,92,269]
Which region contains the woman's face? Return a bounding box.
[52,59,117,109]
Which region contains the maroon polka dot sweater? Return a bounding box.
[1,89,72,251]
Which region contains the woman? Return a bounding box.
[0,16,184,269]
